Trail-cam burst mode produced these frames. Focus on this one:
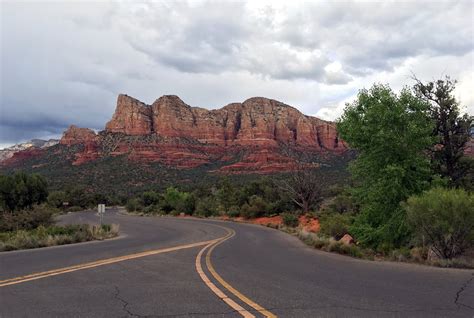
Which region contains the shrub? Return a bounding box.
[282,213,299,227]
[0,223,119,251]
[240,195,267,219]
[405,187,474,259]
[47,191,67,208]
[320,213,353,240]
[0,204,54,232]
[0,172,48,212]
[125,198,143,212]
[195,197,218,217]
[227,205,240,218]
[142,191,160,206]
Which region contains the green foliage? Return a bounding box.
[47,191,67,208]
[414,77,473,187]
[320,213,353,240]
[126,198,143,212]
[405,187,474,259]
[227,205,240,218]
[0,223,119,251]
[195,196,218,217]
[240,195,268,218]
[160,187,190,214]
[0,172,48,212]
[323,189,358,214]
[282,213,299,227]
[0,204,54,232]
[142,191,161,206]
[338,84,434,249]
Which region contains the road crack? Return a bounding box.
[114,285,145,318]
[454,273,474,310]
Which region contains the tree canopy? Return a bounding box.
[337,84,434,249]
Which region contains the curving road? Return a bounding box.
[0,208,473,317]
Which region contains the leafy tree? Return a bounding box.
[337,84,434,249]
[195,196,218,217]
[405,187,474,259]
[142,191,160,206]
[65,186,91,208]
[216,178,236,212]
[413,77,473,187]
[47,191,67,208]
[160,187,189,213]
[0,175,16,212]
[238,194,271,219]
[0,173,48,212]
[126,198,143,212]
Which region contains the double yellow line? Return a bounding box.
[0,239,217,287]
[1,222,276,317]
[195,226,276,318]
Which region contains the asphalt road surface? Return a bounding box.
[1,208,473,317]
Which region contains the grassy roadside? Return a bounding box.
[0,224,119,252]
[277,226,474,269]
[131,211,474,269]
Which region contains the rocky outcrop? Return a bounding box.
[5,94,349,173]
[104,94,346,151]
[105,95,152,135]
[60,125,97,145]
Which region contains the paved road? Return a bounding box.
[1,208,473,317]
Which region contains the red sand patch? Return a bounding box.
[251,216,283,227]
[299,215,320,233]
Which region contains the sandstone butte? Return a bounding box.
[6,94,349,173]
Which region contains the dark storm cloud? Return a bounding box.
[0,0,472,146]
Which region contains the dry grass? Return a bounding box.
[0,224,119,252]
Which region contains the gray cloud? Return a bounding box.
[0,0,472,146]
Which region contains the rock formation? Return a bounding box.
[104,94,346,150]
[60,125,97,145]
[5,94,350,173]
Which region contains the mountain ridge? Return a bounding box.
[1,94,350,177]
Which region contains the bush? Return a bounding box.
[142,191,160,206]
[0,173,48,212]
[227,205,240,218]
[320,213,353,240]
[0,204,54,232]
[125,198,143,212]
[47,191,67,208]
[405,187,474,259]
[195,196,218,217]
[282,213,299,227]
[240,195,268,219]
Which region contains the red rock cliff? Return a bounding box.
[60,125,97,145]
[105,94,345,151]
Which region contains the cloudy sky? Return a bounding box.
[1,0,473,148]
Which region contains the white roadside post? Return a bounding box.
[98,204,106,226]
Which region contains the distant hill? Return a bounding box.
[0,139,59,162]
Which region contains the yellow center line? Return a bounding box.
[0,238,220,287]
[195,223,277,318]
[195,241,255,318]
[205,231,277,318]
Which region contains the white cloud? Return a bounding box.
[0,0,472,145]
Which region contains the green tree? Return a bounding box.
[142,191,160,206]
[413,77,473,187]
[216,178,236,213]
[0,173,48,212]
[47,191,67,208]
[337,84,434,249]
[405,187,474,259]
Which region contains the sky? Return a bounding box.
[1,0,473,148]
